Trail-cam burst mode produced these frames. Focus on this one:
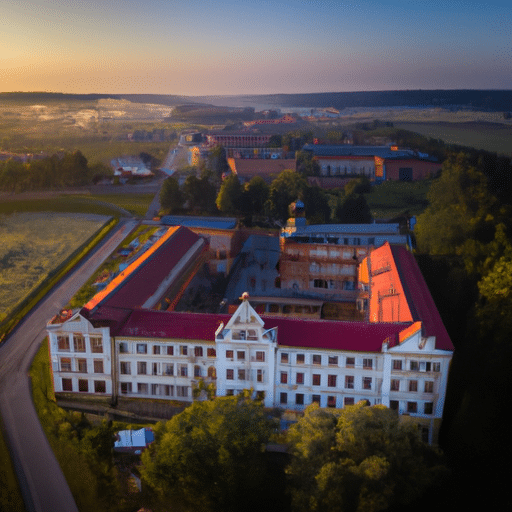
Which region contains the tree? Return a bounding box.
[333,193,372,223]
[286,402,448,512]
[183,174,217,213]
[415,152,497,255]
[296,150,320,176]
[159,176,183,213]
[207,144,229,180]
[216,174,242,213]
[242,176,269,216]
[267,170,308,223]
[141,396,276,512]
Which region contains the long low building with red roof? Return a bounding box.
[47,232,453,444]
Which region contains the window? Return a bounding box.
[73,335,86,353]
[344,397,355,406]
[424,402,434,415]
[410,360,419,371]
[328,356,338,366]
[151,384,159,395]
[226,389,234,396]
[281,352,289,363]
[312,395,321,404]
[137,362,147,375]
[120,382,132,394]
[77,359,87,373]
[177,386,188,397]
[346,357,355,367]
[164,363,174,376]
[280,372,288,384]
[180,345,188,356]
[237,351,245,361]
[57,335,70,351]
[424,381,434,393]
[137,344,147,354]
[226,369,234,380]
[119,342,128,354]
[256,351,265,362]
[327,396,336,408]
[391,379,400,391]
[238,369,246,381]
[313,354,321,365]
[363,358,373,370]
[60,358,71,372]
[137,383,148,395]
[389,400,399,410]
[409,380,418,392]
[312,374,321,386]
[62,378,72,391]
[256,391,265,401]
[226,350,234,359]
[78,379,88,392]
[257,369,263,382]
[94,381,106,393]
[345,376,354,389]
[194,365,201,377]
[167,345,174,356]
[120,362,131,375]
[328,375,337,387]
[91,337,103,353]
[179,365,188,377]
[280,392,287,405]
[195,346,203,357]
[296,372,304,385]
[392,359,402,371]
[163,385,174,396]
[207,347,216,357]
[296,353,305,364]
[153,345,160,355]
[313,279,328,289]
[407,401,417,413]
[363,377,372,390]
[93,360,103,374]
[152,363,159,376]
[295,393,304,405]
[432,362,441,372]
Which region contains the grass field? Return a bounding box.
[82,193,155,217]
[396,121,512,155]
[365,179,432,219]
[0,212,110,322]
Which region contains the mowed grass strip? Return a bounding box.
[0,212,110,322]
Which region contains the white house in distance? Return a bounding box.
[46,229,454,445]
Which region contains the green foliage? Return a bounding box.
[159,176,183,213]
[216,174,242,213]
[296,150,320,176]
[241,176,269,216]
[333,194,372,224]
[30,340,121,512]
[267,170,309,223]
[415,153,497,255]
[183,174,217,214]
[207,144,229,179]
[141,396,276,512]
[286,403,449,512]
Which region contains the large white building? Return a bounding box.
[46,228,453,445]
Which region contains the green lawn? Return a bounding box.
[365,179,432,219]
[396,122,512,155]
[82,193,155,217]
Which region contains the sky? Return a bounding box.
[1,0,511,96]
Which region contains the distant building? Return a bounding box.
[111,156,153,177]
[227,158,297,183]
[302,144,441,181]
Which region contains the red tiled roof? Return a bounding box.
[228,158,296,179]
[83,226,205,317]
[389,245,453,351]
[115,309,409,353]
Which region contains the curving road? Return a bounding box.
[0,217,139,512]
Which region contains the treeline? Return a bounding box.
[413,150,512,507]
[0,151,111,193]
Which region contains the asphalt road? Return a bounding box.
[0,217,138,512]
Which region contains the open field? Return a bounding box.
[396,121,512,155]
[0,212,110,322]
[365,179,432,219]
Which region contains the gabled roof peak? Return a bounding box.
[225,293,265,328]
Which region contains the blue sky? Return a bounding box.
[1,0,510,95]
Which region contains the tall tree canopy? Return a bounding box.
[159,176,183,213]
[267,169,309,223]
[216,174,242,213]
[286,402,448,512]
[141,396,276,512]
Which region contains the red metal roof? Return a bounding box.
[83,227,205,316]
[389,245,453,351]
[115,309,409,353]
